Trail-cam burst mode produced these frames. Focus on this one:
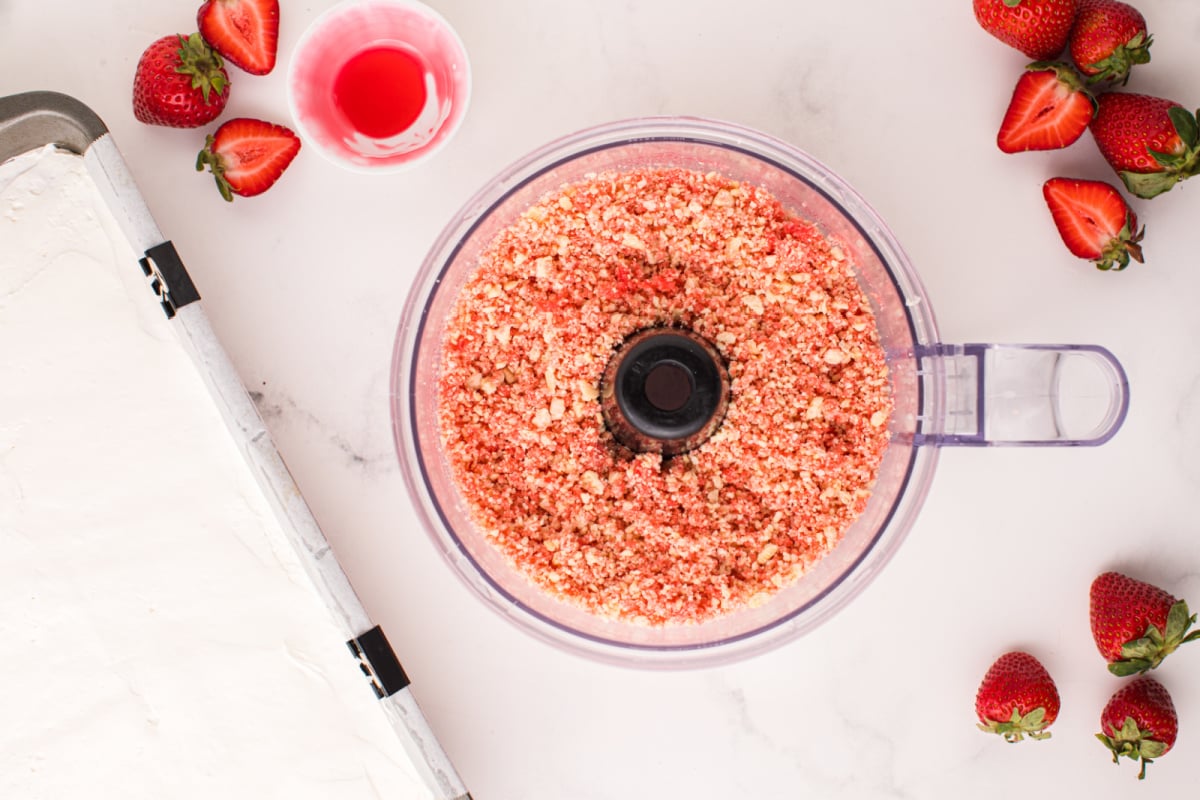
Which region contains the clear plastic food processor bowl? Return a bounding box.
[391,118,1128,668]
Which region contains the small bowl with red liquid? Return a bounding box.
[288,0,470,172]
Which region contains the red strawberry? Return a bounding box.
[195,118,300,201]
[998,63,1095,153]
[1042,178,1144,270]
[974,0,1080,60]
[133,33,230,128]
[975,651,1060,742]
[198,0,280,76]
[1069,0,1152,85]
[1097,676,1177,780]
[1089,92,1200,198]
[1090,571,1199,675]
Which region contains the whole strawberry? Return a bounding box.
[1069,0,1152,85]
[1090,571,1200,676]
[133,33,230,128]
[974,0,1080,60]
[1089,92,1200,198]
[1096,676,1177,780]
[975,651,1060,742]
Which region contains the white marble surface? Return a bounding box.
[5,1,1200,797]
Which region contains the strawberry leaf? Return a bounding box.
[1169,107,1200,149]
[1140,740,1167,759]
[1120,716,1141,738]
[1022,708,1046,727]
[1120,169,1181,199]
[1164,601,1193,640]
[1147,148,1184,168]
[1003,0,1022,6]
[1108,658,1153,676]
[979,705,1052,743]
[1121,637,1160,659]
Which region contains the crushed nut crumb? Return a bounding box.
[438,167,892,625]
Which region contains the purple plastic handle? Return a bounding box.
[913,343,1129,447]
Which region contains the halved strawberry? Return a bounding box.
[998,63,1096,153]
[197,0,279,75]
[196,118,300,201]
[1042,177,1144,270]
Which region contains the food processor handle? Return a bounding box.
[912,343,1129,447]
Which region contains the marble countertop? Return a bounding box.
[5,1,1200,797]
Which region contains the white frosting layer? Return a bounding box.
[0,147,433,799]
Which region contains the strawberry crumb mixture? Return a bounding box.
[437,168,892,625]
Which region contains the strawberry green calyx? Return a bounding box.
[174,33,228,105]
[1109,599,1200,676]
[977,707,1053,742]
[1097,215,1144,271]
[1085,32,1153,87]
[1003,0,1022,6]
[1027,60,1091,93]
[1096,716,1168,779]
[196,136,234,202]
[1121,107,1200,199]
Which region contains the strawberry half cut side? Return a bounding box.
[198,0,280,75]
[999,63,1096,153]
[196,118,300,201]
[1043,178,1143,270]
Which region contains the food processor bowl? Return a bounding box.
[391,117,1127,668]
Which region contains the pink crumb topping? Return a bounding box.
[437,168,892,625]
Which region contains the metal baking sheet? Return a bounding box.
[0,90,468,800]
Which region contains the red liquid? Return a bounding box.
[332,45,428,138]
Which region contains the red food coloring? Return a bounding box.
[333,45,427,137]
